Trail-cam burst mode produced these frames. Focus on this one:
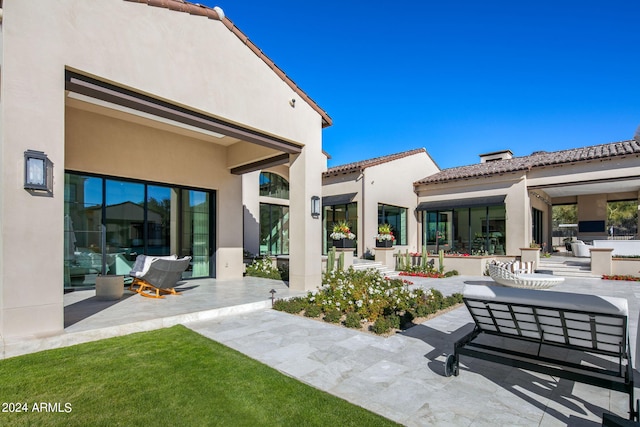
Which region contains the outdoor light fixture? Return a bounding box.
[311,196,321,219]
[24,150,53,195]
[270,288,277,306]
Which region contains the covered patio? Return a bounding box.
[2,277,305,359]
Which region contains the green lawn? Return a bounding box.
[0,325,399,426]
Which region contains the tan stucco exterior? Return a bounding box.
[415,153,640,255]
[323,151,439,255]
[0,0,327,340]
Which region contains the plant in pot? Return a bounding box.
[330,220,356,248]
[375,223,395,248]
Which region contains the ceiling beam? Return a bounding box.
[230,153,290,175]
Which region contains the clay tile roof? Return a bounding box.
[324,148,428,177]
[415,139,640,185]
[123,0,332,127]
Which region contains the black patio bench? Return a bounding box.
[445,284,637,421]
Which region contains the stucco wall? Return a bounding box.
[415,173,529,256]
[0,0,325,338]
[323,151,438,256]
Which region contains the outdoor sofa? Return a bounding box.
[445,284,636,421]
[488,260,564,289]
[571,240,593,257]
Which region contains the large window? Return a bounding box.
[378,204,407,246]
[323,203,357,254]
[552,204,577,245]
[423,205,506,255]
[259,172,289,199]
[64,172,215,289]
[258,172,290,256]
[607,200,638,239]
[259,203,289,255]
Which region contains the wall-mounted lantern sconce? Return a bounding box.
[24,150,53,195]
[311,196,321,219]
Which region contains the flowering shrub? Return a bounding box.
[273,267,463,334]
[330,220,356,240]
[245,257,288,280]
[602,274,640,282]
[399,271,444,278]
[314,268,420,322]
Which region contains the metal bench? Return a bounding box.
[445,284,637,421]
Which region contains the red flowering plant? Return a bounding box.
[602,274,640,282]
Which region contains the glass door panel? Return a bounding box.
[181,189,211,278]
[488,205,506,254]
[532,208,543,248]
[470,207,488,254]
[105,179,145,275]
[147,185,173,256]
[64,174,104,288]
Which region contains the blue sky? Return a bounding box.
[199,1,640,169]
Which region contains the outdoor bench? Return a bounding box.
[445,284,637,421]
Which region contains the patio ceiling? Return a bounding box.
[529,176,640,198]
[65,70,301,174]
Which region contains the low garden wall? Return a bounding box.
[593,240,640,256]
[426,255,498,276]
[612,258,640,276]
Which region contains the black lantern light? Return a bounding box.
[311,196,321,219]
[24,150,53,195]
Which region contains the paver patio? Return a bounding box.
[186,275,640,426]
[5,273,640,425]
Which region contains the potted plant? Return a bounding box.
[375,223,395,248]
[330,220,356,248]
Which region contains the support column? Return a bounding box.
[591,248,613,276]
[520,247,541,270]
[375,248,396,270]
[288,144,323,291]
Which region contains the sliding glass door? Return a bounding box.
[423,205,506,255]
[182,190,213,277]
[64,172,215,288]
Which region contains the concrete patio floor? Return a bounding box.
[4,273,640,425]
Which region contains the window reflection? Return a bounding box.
[378,204,408,246]
[423,205,505,255]
[259,203,289,255]
[259,172,289,199]
[64,173,214,289]
[323,203,357,254]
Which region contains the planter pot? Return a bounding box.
[95,275,124,301]
[332,239,354,249]
[376,240,394,248]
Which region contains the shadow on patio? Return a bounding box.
[402,319,638,425]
